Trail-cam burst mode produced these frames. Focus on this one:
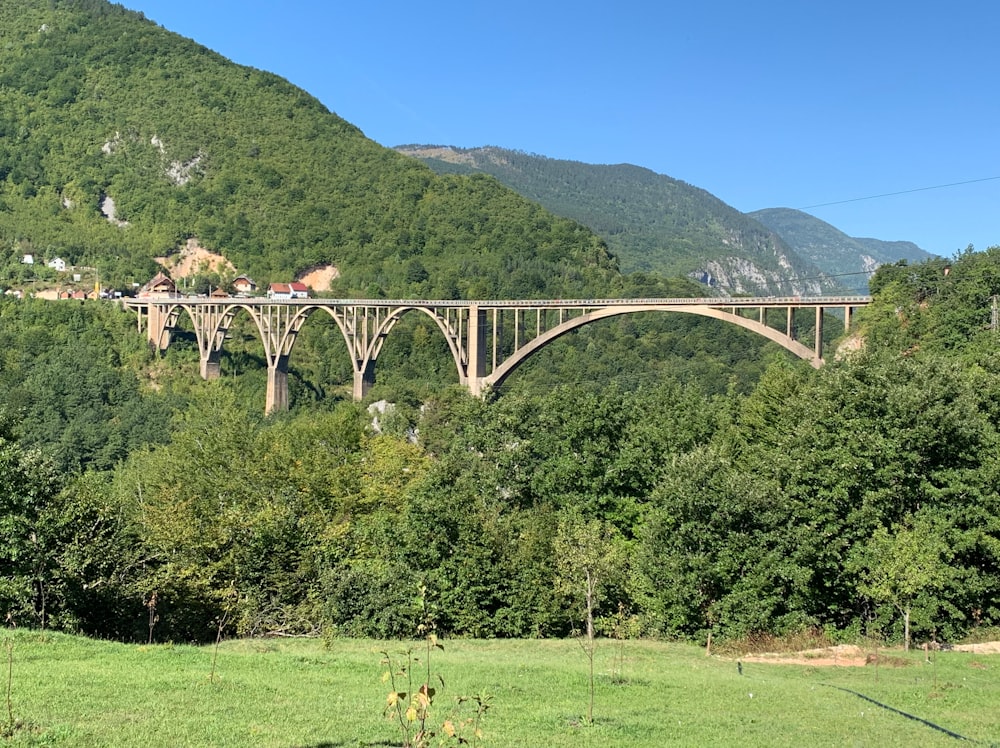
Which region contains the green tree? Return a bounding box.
[0,416,61,628]
[853,517,953,650]
[553,511,625,725]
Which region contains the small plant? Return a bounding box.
[1,637,25,739]
[209,585,237,684]
[602,602,640,685]
[443,692,492,747]
[381,636,443,748]
[381,586,445,748]
[146,591,159,645]
[380,586,489,747]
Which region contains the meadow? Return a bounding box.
[0,630,997,747]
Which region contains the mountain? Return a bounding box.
[0,0,622,301]
[396,145,843,296]
[748,208,936,293]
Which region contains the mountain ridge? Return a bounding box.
[398,145,933,295]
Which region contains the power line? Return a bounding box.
[799,175,1000,210]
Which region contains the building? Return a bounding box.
[137,272,178,298]
[267,282,309,300]
[233,275,257,295]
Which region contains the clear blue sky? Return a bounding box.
[123,0,1000,257]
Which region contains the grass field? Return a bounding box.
[0,629,997,746]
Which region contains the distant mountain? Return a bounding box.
[396,146,843,296]
[748,209,936,293]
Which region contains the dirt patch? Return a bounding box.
[739,644,870,668]
[953,641,1000,654]
[736,641,1000,668]
[155,238,235,278]
[297,264,339,292]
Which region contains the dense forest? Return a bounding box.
[0,248,999,647]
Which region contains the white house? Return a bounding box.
[267,282,309,300]
[47,257,67,272]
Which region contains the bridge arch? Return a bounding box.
[483,304,821,392]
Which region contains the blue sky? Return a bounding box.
[123,0,1000,257]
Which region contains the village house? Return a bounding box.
[267,281,309,300]
[47,257,67,272]
[137,272,178,298]
[232,275,257,295]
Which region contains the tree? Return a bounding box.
[553,511,624,725]
[853,516,953,650]
[0,416,61,628]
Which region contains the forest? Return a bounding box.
[1,0,998,650]
[0,248,999,648]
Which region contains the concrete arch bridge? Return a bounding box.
[122,295,871,413]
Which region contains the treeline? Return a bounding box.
[2,249,1000,645]
[3,350,999,644]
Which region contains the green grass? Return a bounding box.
[0,630,997,746]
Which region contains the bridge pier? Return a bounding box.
[814,307,825,364]
[200,350,222,380]
[353,360,376,401]
[465,305,487,397]
[265,357,289,414]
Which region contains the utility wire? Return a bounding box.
[799,175,1000,209]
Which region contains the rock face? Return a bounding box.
[750,208,936,293]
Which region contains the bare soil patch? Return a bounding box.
[297,264,339,292]
[736,641,1000,668]
[739,644,870,667]
[155,238,235,278]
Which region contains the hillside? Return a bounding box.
[396,145,842,296]
[749,208,936,293]
[0,0,619,300]
[0,0,801,405]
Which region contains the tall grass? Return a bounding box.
[0,629,996,746]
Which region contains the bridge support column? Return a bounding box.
[466,305,487,397]
[265,357,289,414]
[814,307,825,364]
[147,304,172,351]
[353,360,375,401]
[200,350,222,380]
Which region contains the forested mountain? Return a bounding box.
[750,208,936,293]
[0,0,625,300]
[398,145,848,295]
[0,0,803,405]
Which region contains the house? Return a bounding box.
[210,286,229,299]
[137,272,178,298]
[21,254,34,265]
[267,282,309,300]
[233,275,257,295]
[47,257,67,272]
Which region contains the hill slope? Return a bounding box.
[0,0,620,300]
[396,145,842,296]
[749,208,936,293]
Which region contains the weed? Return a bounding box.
[379,586,490,747]
[0,636,28,739]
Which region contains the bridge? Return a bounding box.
[122,295,871,413]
